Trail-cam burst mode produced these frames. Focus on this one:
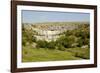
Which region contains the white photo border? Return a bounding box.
[17,5,94,68]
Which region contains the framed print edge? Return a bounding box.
[94,6,97,67]
[11,1,17,73]
[11,1,97,73]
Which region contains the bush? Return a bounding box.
[75,52,89,59]
[32,36,36,42]
[74,48,90,59]
[47,41,56,49]
[36,40,48,48]
[56,35,78,48]
[36,40,56,49]
[55,44,66,51]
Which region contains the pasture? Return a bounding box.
[22,46,89,62]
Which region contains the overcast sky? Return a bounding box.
[22,10,90,23]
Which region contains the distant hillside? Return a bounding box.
[32,21,89,25]
[22,22,89,31]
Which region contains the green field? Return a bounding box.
[22,46,89,62]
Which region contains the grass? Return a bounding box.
[22,46,89,62]
[66,48,90,59]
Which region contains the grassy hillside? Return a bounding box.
[22,46,89,62]
[22,22,90,62]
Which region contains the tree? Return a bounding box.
[36,40,48,48]
[22,24,37,46]
[47,41,56,49]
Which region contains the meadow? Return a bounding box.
[22,46,89,62]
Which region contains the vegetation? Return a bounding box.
[22,24,37,46]
[22,46,88,62]
[22,22,90,62]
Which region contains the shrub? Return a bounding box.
[74,48,90,59]
[55,44,66,51]
[56,35,78,48]
[36,40,48,48]
[47,41,56,49]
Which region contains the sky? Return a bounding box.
[22,10,90,23]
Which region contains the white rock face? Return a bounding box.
[33,27,77,41]
[24,22,81,41]
[34,29,61,41]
